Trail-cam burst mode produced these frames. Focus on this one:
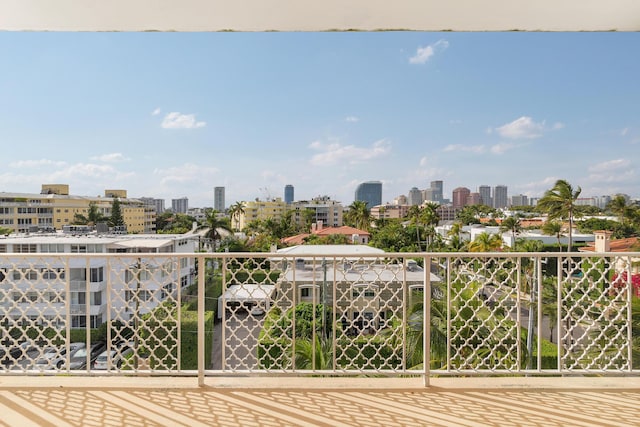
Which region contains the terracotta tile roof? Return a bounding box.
[281,226,370,246]
[580,237,639,252]
[281,234,309,245]
[313,226,370,237]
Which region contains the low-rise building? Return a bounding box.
[0,185,153,234]
[0,232,196,328]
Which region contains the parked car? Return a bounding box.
[250,303,265,316]
[1,340,39,365]
[67,342,107,370]
[93,347,134,370]
[34,343,85,370]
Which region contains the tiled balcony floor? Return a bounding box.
[1,377,639,426]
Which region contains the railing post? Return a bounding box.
[197,254,206,387]
[423,255,431,387]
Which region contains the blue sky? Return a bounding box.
[0,32,638,208]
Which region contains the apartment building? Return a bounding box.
[271,245,440,334]
[0,185,154,234]
[237,198,288,230]
[0,233,196,328]
[290,196,344,229]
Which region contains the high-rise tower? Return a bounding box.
[284,184,294,204]
[354,181,382,208]
[214,187,225,212]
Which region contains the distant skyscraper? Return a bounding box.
[140,197,164,214]
[354,181,382,208]
[452,187,471,209]
[284,184,294,204]
[408,187,423,206]
[172,197,188,214]
[214,187,225,212]
[467,192,481,205]
[511,194,528,207]
[430,180,443,203]
[493,185,508,209]
[479,185,492,207]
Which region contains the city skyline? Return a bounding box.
[0,32,638,207]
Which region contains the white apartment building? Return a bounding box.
[0,233,197,329]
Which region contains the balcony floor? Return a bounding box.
[1,376,639,426]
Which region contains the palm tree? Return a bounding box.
[607,194,632,225]
[201,209,232,251]
[537,179,581,252]
[468,232,503,252]
[542,220,564,251]
[294,335,333,370]
[346,201,371,231]
[500,216,521,236]
[447,222,466,251]
[228,201,245,231]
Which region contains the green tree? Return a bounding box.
[500,216,521,236]
[537,179,582,252]
[468,232,503,252]
[228,201,245,231]
[109,198,125,227]
[345,201,371,231]
[74,201,106,225]
[201,209,232,251]
[369,220,417,252]
[542,220,564,251]
[0,226,11,236]
[607,194,634,225]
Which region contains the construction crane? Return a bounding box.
[259,187,272,201]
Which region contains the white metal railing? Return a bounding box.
[0,252,638,384]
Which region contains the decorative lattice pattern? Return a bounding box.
[0,252,636,376]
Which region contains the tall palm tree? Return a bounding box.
[537,179,581,252]
[542,220,564,252]
[201,209,232,251]
[607,194,632,225]
[346,201,371,231]
[228,201,245,231]
[499,216,521,236]
[468,232,503,252]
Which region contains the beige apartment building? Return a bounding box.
[236,196,345,231]
[0,185,155,234]
[237,198,289,231]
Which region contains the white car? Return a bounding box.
[93,347,134,370]
[250,305,265,316]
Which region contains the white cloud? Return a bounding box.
[494,116,545,139]
[588,158,631,173]
[161,112,206,129]
[442,144,485,154]
[409,40,449,65]
[90,153,130,163]
[490,142,518,154]
[309,139,391,166]
[586,158,635,185]
[552,122,565,130]
[8,159,67,168]
[621,127,630,136]
[152,108,161,116]
[153,163,219,186]
[345,116,359,123]
[449,119,462,125]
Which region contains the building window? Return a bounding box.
[90,267,104,283]
[13,244,37,253]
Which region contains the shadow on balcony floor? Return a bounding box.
[0,377,639,426]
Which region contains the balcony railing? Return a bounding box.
[0,252,638,385]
